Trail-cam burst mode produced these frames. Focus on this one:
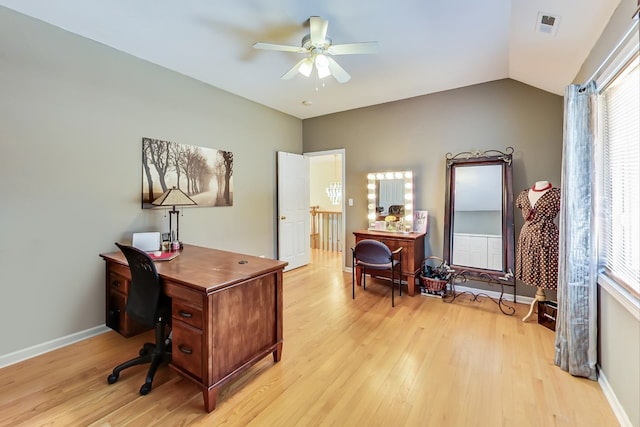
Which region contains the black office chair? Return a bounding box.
[352,239,403,307]
[107,243,172,395]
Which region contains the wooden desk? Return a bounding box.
[100,244,288,412]
[353,230,425,296]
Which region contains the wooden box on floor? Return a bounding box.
[538,300,557,331]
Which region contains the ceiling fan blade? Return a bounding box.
[281,58,308,80]
[309,16,329,45]
[328,42,381,55]
[253,42,305,53]
[327,57,351,83]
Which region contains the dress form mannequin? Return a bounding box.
[528,180,552,208]
[523,287,547,321]
[523,181,552,321]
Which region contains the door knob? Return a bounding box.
[280,216,286,220]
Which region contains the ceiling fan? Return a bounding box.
[253,16,380,83]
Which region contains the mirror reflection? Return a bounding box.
[367,171,413,232]
[452,165,503,270]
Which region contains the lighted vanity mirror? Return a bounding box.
[367,171,414,232]
[443,148,515,282]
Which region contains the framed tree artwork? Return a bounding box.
[141,137,234,208]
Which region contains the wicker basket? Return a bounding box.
[419,276,448,292]
[419,256,449,294]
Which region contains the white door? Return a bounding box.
[277,152,310,271]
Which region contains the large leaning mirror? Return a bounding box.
[443,148,515,284]
[366,171,414,231]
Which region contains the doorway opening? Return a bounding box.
[306,149,346,270]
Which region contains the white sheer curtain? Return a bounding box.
[554,82,598,380]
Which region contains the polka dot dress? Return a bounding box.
[515,187,561,289]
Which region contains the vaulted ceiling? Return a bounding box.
[0,0,621,119]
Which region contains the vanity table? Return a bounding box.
[353,230,425,296]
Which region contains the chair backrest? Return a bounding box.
[353,239,392,265]
[115,243,163,327]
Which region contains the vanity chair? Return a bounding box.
[107,243,172,395]
[352,239,403,307]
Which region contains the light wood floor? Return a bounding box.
[0,250,618,426]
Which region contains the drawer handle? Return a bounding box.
[111,280,120,288]
[178,310,193,318]
[179,345,193,355]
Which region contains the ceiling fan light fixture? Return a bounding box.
[317,64,331,79]
[314,53,329,70]
[298,58,313,77]
[314,53,331,79]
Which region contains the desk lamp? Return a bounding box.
[152,186,197,247]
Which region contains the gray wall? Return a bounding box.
[303,78,564,300]
[574,1,640,426]
[0,7,301,357]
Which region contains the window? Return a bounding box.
[598,53,640,299]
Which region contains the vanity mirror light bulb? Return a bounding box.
[405,214,412,222]
[405,171,413,178]
[405,193,413,200]
[367,173,376,180]
[368,213,376,220]
[367,183,376,190]
[367,204,375,209]
[385,172,394,180]
[376,173,384,180]
[367,193,375,199]
[405,182,412,189]
[394,172,403,179]
[405,203,413,210]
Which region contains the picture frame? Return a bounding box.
[413,210,428,233]
[141,137,234,208]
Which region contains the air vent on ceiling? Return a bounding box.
[536,12,560,36]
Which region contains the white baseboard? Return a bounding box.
[598,368,633,427]
[0,325,110,369]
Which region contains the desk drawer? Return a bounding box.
[172,321,203,381]
[379,239,400,251]
[109,271,129,294]
[107,291,126,332]
[165,281,203,309]
[172,300,203,329]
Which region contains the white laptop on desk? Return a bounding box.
[131,232,180,261]
[131,232,161,252]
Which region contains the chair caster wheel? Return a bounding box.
[139,383,152,395]
[107,373,119,384]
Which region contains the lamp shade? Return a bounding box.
[152,186,197,207]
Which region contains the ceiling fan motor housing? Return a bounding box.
[302,34,331,51]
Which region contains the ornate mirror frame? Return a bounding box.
[443,148,515,286]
